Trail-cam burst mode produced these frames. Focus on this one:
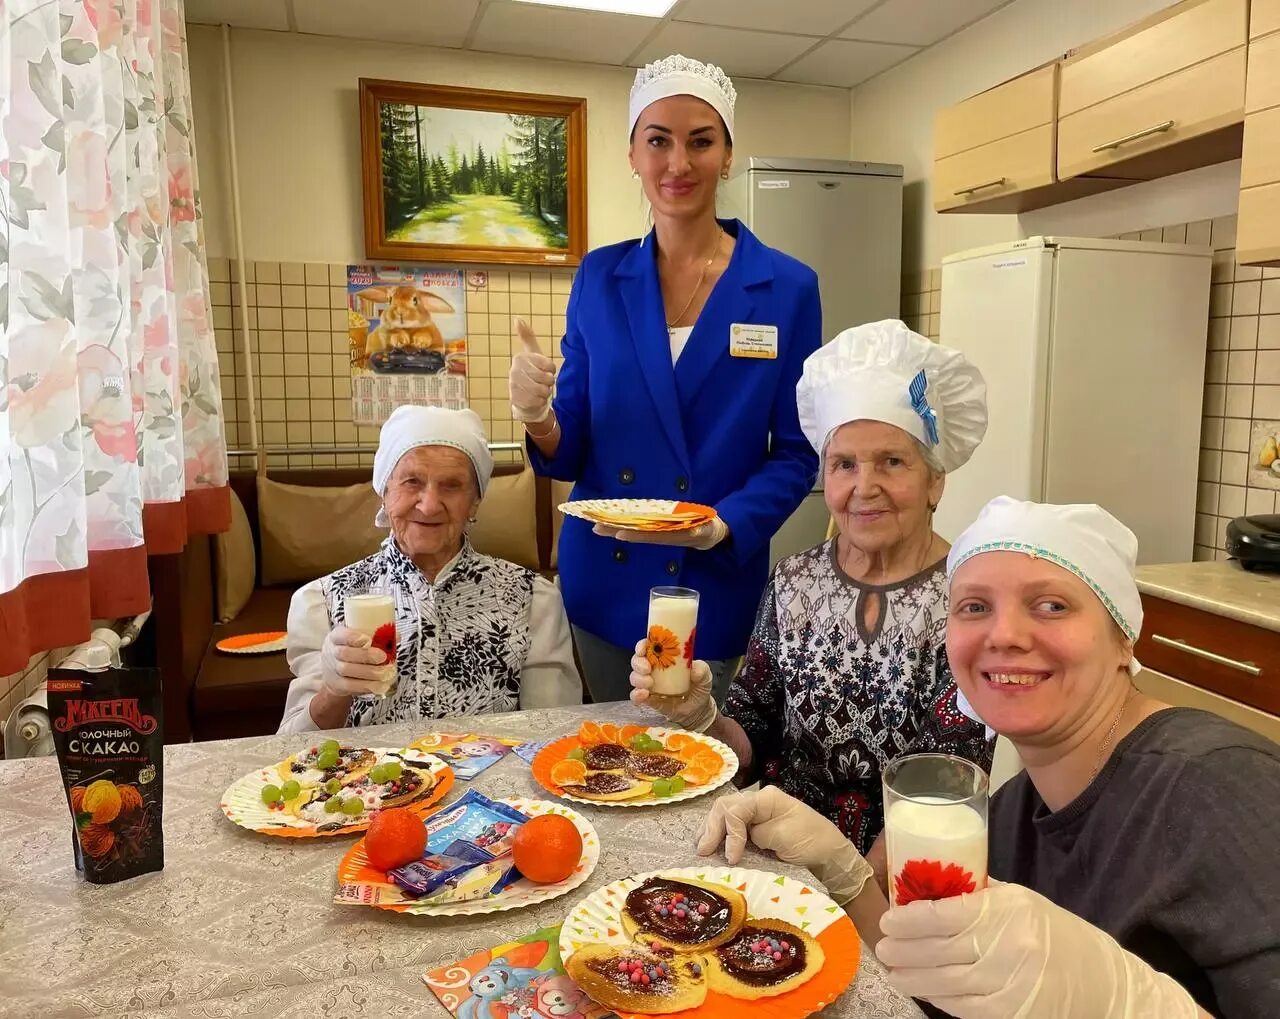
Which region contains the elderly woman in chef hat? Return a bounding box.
[279,406,581,734]
[631,319,992,853]
[701,496,1280,1019]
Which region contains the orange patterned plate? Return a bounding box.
[215,631,287,655]
[532,725,737,808]
[560,866,861,1019]
[219,748,454,838]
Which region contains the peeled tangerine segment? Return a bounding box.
[678,766,711,786]
[664,732,695,752]
[599,723,621,744]
[578,721,605,746]
[551,759,588,787]
[620,725,646,743]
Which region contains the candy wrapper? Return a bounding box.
[513,738,556,765]
[409,732,521,780]
[390,789,529,903]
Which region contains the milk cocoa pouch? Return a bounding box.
[47,667,164,883]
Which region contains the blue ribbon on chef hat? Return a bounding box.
[908,369,939,447]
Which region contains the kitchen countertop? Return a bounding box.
[1135,560,1280,633]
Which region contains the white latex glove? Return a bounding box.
[628,638,717,732]
[320,626,395,697]
[509,317,555,423]
[697,786,874,906]
[875,881,1201,1019]
[593,517,728,551]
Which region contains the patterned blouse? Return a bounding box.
[724,539,992,855]
[280,538,580,733]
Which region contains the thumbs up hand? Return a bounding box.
[509,316,556,423]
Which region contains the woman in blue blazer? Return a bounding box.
[509,55,821,703]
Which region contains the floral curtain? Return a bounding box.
[1,0,228,675]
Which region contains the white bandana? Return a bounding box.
[629,54,737,142]
[371,406,493,527]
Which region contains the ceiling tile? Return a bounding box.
[671,0,878,37]
[294,0,481,49]
[778,38,917,88]
[184,0,290,31]
[841,0,1011,46]
[634,22,816,80]
[472,3,658,64]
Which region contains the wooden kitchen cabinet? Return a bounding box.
[1238,0,1280,266]
[1057,0,1247,181]
[1135,594,1280,715]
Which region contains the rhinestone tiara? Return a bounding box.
[630,54,737,112]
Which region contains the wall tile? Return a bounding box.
[1229,317,1258,350]
[1246,488,1277,515]
[1261,316,1280,350]
[1262,280,1280,316]
[1223,417,1251,451]
[1225,384,1254,417]
[1200,416,1224,449]
[1221,451,1249,486]
[1197,481,1219,514]
[1209,284,1232,318]
[1208,318,1229,350]
[1218,484,1246,518]
[1186,220,1212,246]
[1226,350,1255,384]
[1211,215,1238,250]
[1233,281,1262,317]
[1255,386,1280,418]
[1257,350,1280,386]
[1203,383,1226,416]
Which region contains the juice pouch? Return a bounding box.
[46,667,164,884]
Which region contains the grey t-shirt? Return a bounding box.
[990,707,1280,1018]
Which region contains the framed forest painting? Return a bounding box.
[359,79,587,266]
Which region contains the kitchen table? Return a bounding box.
[0,702,923,1018]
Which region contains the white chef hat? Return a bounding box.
[372,406,493,527]
[948,496,1144,676]
[796,319,988,472]
[629,54,737,143]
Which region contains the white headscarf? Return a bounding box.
[947,496,1145,731]
[371,406,493,527]
[795,320,987,471]
[629,54,737,143]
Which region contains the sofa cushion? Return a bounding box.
[213,488,256,622]
[470,466,539,570]
[195,587,297,714]
[257,475,385,586]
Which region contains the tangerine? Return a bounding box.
[620,725,646,743]
[578,721,604,746]
[693,749,723,773]
[599,723,621,744]
[550,759,587,787]
[364,807,427,871]
[512,814,583,884]
[664,733,694,752]
[679,766,712,786]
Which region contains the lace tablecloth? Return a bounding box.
[0,702,923,1018]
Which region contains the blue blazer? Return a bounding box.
[528,220,821,660]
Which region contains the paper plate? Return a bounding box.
[560,866,860,1019]
[558,499,717,532]
[334,797,600,917]
[532,726,737,808]
[219,748,453,837]
[215,631,287,654]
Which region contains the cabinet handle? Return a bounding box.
[953,177,1007,196]
[1092,120,1175,153]
[1150,634,1262,676]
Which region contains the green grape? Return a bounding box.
[630,735,648,749]
[567,748,585,761]
[368,764,388,784]
[324,779,341,795]
[341,797,365,816]
[317,751,339,770]
[669,776,686,794]
[651,779,671,798]
[281,780,301,800]
[323,796,342,814]
[260,784,282,805]
[384,762,403,780]
[320,739,340,755]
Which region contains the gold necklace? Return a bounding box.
[1089,686,1135,783]
[665,226,723,330]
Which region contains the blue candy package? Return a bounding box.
[403,789,531,901]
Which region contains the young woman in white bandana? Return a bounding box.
[632,321,993,857]
[278,407,581,733]
[699,497,1280,1019]
[508,55,822,705]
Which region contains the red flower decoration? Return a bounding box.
[371,622,397,664]
[894,858,977,906]
[683,627,697,667]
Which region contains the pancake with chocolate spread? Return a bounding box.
[708,917,823,999]
[562,770,653,801]
[566,944,708,1014]
[583,743,634,771]
[625,752,686,780]
[621,876,747,951]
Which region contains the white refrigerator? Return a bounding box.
[937,236,1211,564]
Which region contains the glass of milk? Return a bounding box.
[646,586,700,696]
[883,753,989,909]
[341,581,398,699]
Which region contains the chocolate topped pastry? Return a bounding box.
[564,771,652,802]
[626,752,685,779]
[708,918,824,999]
[621,876,747,950]
[583,743,633,770]
[566,944,708,1015]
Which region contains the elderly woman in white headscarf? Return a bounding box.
[873,496,1280,1019]
[631,320,992,861]
[279,406,581,734]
